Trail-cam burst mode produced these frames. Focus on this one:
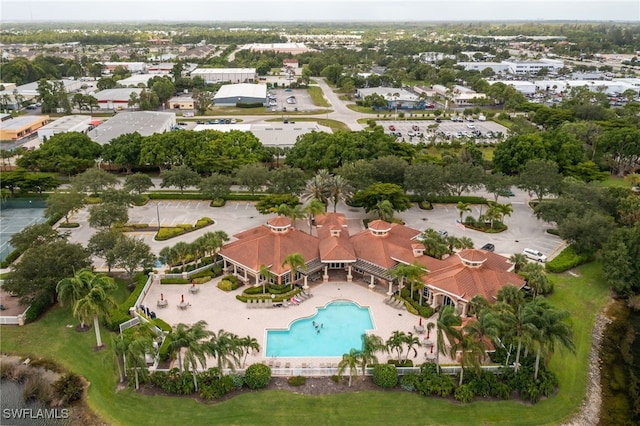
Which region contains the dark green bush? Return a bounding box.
[244,363,271,389]
[287,376,306,386]
[160,278,190,284]
[158,336,173,362]
[52,373,84,404]
[25,296,52,323]
[106,274,148,331]
[387,359,413,367]
[454,384,475,403]
[426,195,488,205]
[244,286,267,295]
[236,101,264,108]
[57,222,80,228]
[372,364,398,388]
[546,245,592,273]
[400,373,418,392]
[153,318,172,332]
[210,198,226,207]
[189,269,214,280]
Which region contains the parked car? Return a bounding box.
[388,125,396,131]
[480,243,495,252]
[412,125,419,131]
[523,248,547,262]
[230,118,237,124]
[467,123,475,129]
[407,130,416,137]
[438,229,448,238]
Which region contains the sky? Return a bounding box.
[1,0,639,23]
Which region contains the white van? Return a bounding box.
[523,248,547,262]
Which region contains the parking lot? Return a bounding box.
[379,119,508,144]
[268,88,317,112]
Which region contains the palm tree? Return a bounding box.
[389,262,424,300]
[328,175,353,213]
[281,252,306,289]
[337,348,361,387]
[403,332,421,362]
[56,269,95,329]
[359,334,387,378]
[158,246,178,268]
[198,231,229,259]
[239,335,261,367]
[450,327,486,386]
[509,253,528,273]
[436,305,462,374]
[168,321,211,380]
[522,262,550,297]
[485,203,501,229]
[172,241,191,271]
[371,199,394,222]
[73,275,118,349]
[386,330,407,362]
[526,298,575,380]
[495,203,513,223]
[284,204,306,229]
[301,169,331,205]
[258,264,272,294]
[456,202,471,222]
[304,199,325,234]
[206,329,242,378]
[116,324,157,389]
[426,322,436,340]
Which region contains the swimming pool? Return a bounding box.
[265,300,374,357]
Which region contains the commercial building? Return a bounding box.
[166,95,195,111]
[0,79,83,109]
[86,111,175,145]
[490,80,537,96]
[458,62,510,74]
[0,115,50,141]
[502,59,564,75]
[37,115,94,142]
[213,83,267,106]
[193,122,331,147]
[219,214,525,316]
[355,87,424,110]
[101,62,147,73]
[94,88,144,110]
[190,68,257,84]
[243,43,315,55]
[116,74,159,87]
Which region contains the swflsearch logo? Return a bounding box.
[3,408,70,420]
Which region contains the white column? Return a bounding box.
[346,265,353,282]
[303,275,309,289]
[323,265,329,282]
[387,281,393,296]
[368,275,375,290]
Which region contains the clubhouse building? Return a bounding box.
[218,213,525,317]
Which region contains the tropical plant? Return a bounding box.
[281,252,306,289]
[115,324,157,389]
[436,305,462,374]
[239,336,260,368]
[337,348,361,387]
[456,202,471,222]
[328,175,353,212]
[389,262,425,301]
[371,199,395,222]
[386,330,407,362]
[359,334,387,378]
[56,269,95,328]
[304,199,325,234]
[509,253,528,273]
[72,273,118,348]
[206,329,242,377]
[168,321,211,391]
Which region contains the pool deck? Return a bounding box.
[142,276,452,371]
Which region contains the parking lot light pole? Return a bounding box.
[156,203,161,229]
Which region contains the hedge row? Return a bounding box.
[546,245,593,273]
[105,274,149,331]
[155,217,214,241]
[161,278,190,284]
[147,192,267,202]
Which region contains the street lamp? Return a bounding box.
[156,202,161,229]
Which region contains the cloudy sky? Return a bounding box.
[1,0,639,23]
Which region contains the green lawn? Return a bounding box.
[592,176,631,189]
[307,86,330,107]
[265,117,349,132]
[0,262,609,425]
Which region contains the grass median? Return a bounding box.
[0,262,608,425]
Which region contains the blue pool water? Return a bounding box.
[266,300,373,357]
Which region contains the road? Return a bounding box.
[313,78,364,131]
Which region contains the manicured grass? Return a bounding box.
[306,86,330,107]
[592,176,631,189]
[265,117,349,132]
[0,262,608,425]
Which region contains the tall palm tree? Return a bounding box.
[328,175,353,213]
[371,199,394,222]
[450,327,486,386]
[285,203,306,229]
[56,268,95,329]
[168,321,211,378]
[117,324,157,389]
[496,203,513,223]
[522,262,550,297]
[206,329,242,378]
[172,241,191,271]
[485,203,501,229]
[159,246,178,268]
[508,253,528,273]
[389,262,424,300]
[239,335,261,368]
[258,264,272,294]
[526,298,575,380]
[301,169,331,205]
[436,305,462,374]
[281,252,306,289]
[456,201,471,222]
[386,330,407,362]
[73,275,118,349]
[494,300,536,373]
[304,199,325,234]
[337,348,361,387]
[359,334,387,378]
[403,332,421,362]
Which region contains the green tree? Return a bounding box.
[602,224,640,296]
[267,166,306,195]
[389,262,425,301]
[450,325,486,386]
[71,167,119,195]
[88,202,129,229]
[359,334,387,378]
[327,175,353,213]
[301,169,332,205]
[351,183,411,216]
[337,348,361,387]
[484,173,515,203]
[72,272,117,348]
[235,163,269,195]
[370,200,395,222]
[123,173,155,195]
[304,199,326,234]
[386,330,407,362]
[115,324,157,389]
[113,237,156,283]
[557,212,615,255]
[206,329,242,378]
[444,163,484,197]
[56,269,96,328]
[160,165,201,194]
[101,133,144,175]
[281,252,306,288]
[45,189,85,224]
[8,223,67,253]
[456,202,471,222]
[88,230,123,272]
[518,159,563,202]
[169,321,212,391]
[404,162,447,201]
[16,132,101,175]
[199,173,232,202]
[239,335,261,368]
[436,305,462,374]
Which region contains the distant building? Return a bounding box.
[37,115,93,142]
[355,87,425,110]
[87,111,175,145]
[116,74,158,88]
[94,88,144,110]
[167,95,195,111]
[190,68,257,84]
[213,83,267,106]
[101,62,147,73]
[0,115,50,141]
[490,80,537,96]
[193,122,331,147]
[502,59,564,75]
[244,43,316,55]
[458,62,510,74]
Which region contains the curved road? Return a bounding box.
[313,78,364,131]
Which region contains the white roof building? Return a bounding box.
[190,68,257,83]
[490,80,537,96]
[213,83,267,106]
[502,59,564,75]
[37,115,93,142]
[116,74,160,87]
[87,111,175,145]
[94,88,144,110]
[458,62,510,74]
[193,122,331,147]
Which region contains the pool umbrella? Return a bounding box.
[419,317,422,326]
[181,294,184,303]
[160,293,164,301]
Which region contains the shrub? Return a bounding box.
[25,296,52,323]
[58,222,80,228]
[53,373,84,404]
[244,363,271,389]
[546,245,592,273]
[244,286,266,295]
[158,336,173,362]
[218,279,235,291]
[210,198,226,207]
[400,373,418,392]
[372,364,398,388]
[330,375,341,383]
[106,274,148,331]
[287,376,306,386]
[160,278,190,284]
[189,269,214,280]
[454,384,475,403]
[153,318,172,332]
